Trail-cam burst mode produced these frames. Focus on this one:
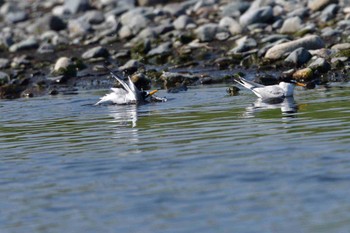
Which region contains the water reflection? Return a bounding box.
[107,105,138,127]
[244,97,298,118]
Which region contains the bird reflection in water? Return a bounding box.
[244,97,298,118]
[108,104,138,128]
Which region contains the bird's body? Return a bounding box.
[235,77,304,99]
[95,68,166,105]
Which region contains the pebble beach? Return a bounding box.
[0,0,349,99]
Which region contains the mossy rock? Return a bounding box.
[292,68,314,81]
[335,49,350,57]
[0,84,25,99]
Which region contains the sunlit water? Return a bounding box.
[1,83,350,233]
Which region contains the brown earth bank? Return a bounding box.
[0,0,349,99]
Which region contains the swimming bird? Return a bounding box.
[234,76,306,99]
[95,67,166,105]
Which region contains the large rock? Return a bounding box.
[53,57,77,77]
[265,35,325,60]
[239,6,273,27]
[280,17,302,34]
[284,47,312,66]
[308,0,338,11]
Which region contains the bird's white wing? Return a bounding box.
[253,85,284,99]
[235,77,265,89]
[95,88,131,105]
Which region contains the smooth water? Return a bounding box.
[1,83,350,233]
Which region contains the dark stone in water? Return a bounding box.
[0,84,25,99]
[227,86,240,96]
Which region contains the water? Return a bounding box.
[1,83,350,233]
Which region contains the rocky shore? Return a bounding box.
[0,0,349,99]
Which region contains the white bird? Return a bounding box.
[235,76,306,99]
[95,68,166,105]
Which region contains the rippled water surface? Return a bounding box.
[1,83,350,233]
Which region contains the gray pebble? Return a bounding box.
[82,46,109,59]
[284,47,312,66]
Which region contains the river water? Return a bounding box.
[1,83,350,233]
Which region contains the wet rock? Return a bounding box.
[0,71,10,86]
[119,59,144,73]
[308,0,338,12]
[82,46,109,59]
[5,11,28,24]
[239,6,274,27]
[130,73,151,90]
[0,84,24,99]
[292,67,314,81]
[53,57,77,77]
[284,48,312,67]
[227,86,240,96]
[308,57,331,72]
[167,82,188,93]
[9,36,39,52]
[147,42,172,57]
[254,74,279,85]
[0,58,10,69]
[280,17,302,34]
[64,0,91,14]
[195,23,219,42]
[173,15,195,30]
[265,35,325,60]
[160,71,199,89]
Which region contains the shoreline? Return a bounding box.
[0,0,349,99]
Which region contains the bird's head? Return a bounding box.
[279,77,306,87]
